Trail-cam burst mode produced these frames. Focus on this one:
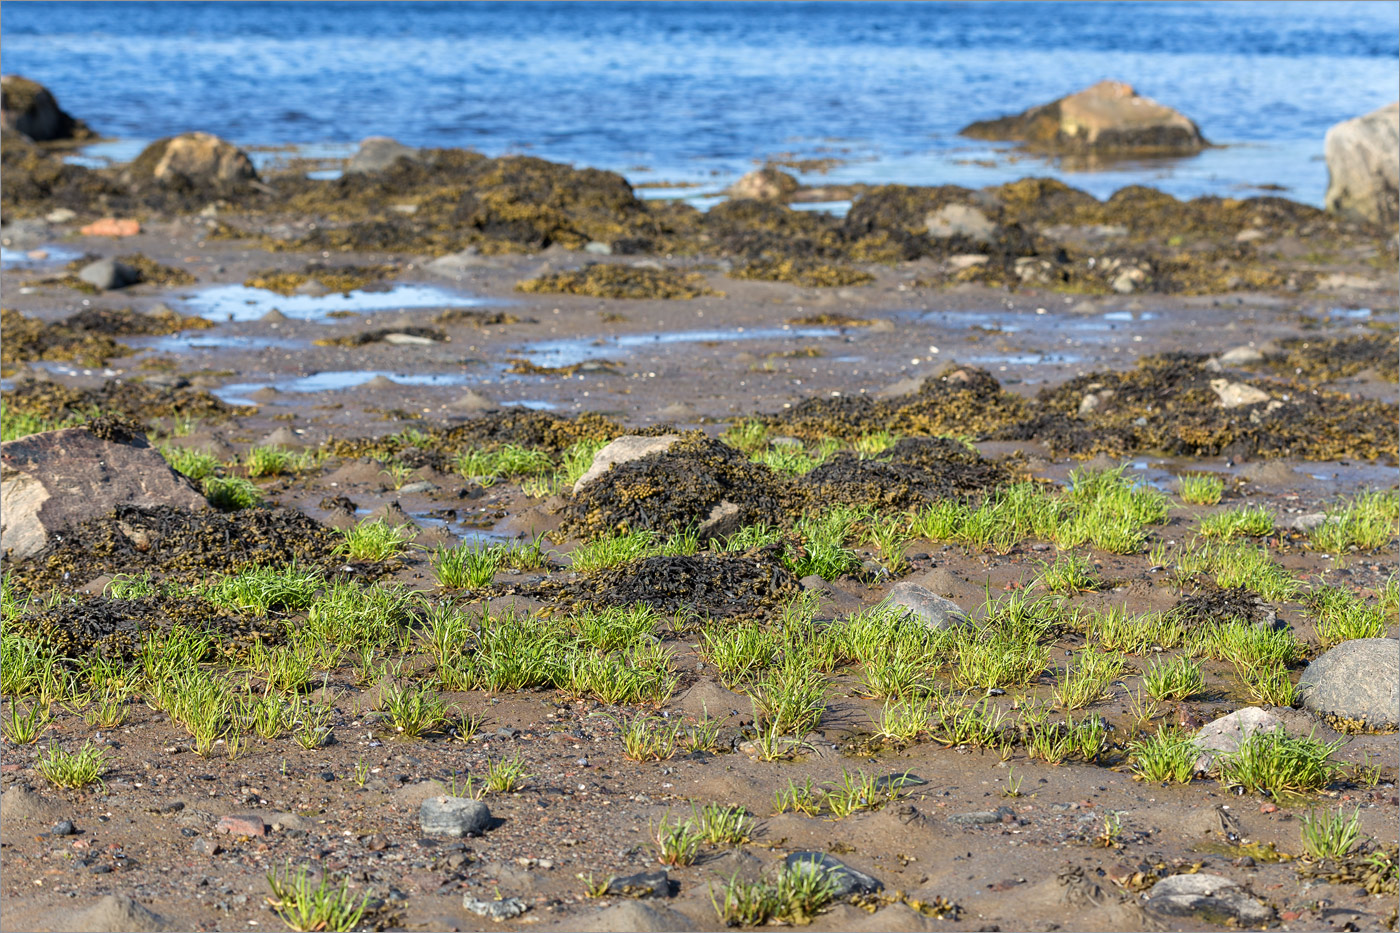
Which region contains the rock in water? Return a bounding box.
[0,75,93,141]
[420,795,490,837]
[886,582,971,630]
[961,80,1206,155]
[77,258,140,291]
[1,422,206,561]
[1297,638,1400,732]
[728,166,799,201]
[1145,873,1273,925]
[1324,102,1399,226]
[1192,707,1281,773]
[346,136,421,174]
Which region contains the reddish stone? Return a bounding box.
[1280,910,1302,921]
[1260,802,1278,813]
[1,763,23,773]
[215,814,266,837]
[79,217,140,237]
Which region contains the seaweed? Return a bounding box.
[517,263,717,299]
[244,262,398,295]
[7,595,274,661]
[2,378,252,425]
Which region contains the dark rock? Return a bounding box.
[1,75,93,141]
[784,852,883,896]
[420,796,490,837]
[605,869,674,898]
[77,259,140,291]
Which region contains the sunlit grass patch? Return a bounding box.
[1215,728,1344,798]
[1198,505,1274,540]
[1306,586,1390,647]
[1177,473,1225,506]
[1309,491,1399,553]
[203,474,262,511]
[336,519,415,561]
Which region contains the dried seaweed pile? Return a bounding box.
[569,550,799,618]
[798,438,1013,510]
[1171,585,1278,630]
[7,505,340,591]
[1,378,250,425]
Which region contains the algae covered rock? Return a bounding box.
[961,80,1206,156]
[0,74,93,141]
[1324,101,1399,226]
[346,135,421,174]
[1297,638,1399,732]
[1,420,206,561]
[574,434,683,492]
[124,131,258,192]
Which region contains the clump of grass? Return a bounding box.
[613,712,682,762]
[161,445,220,481]
[717,521,786,553]
[1178,473,1225,505]
[874,699,934,744]
[1088,605,1187,654]
[1198,505,1274,540]
[1306,586,1389,647]
[206,566,321,616]
[265,862,369,933]
[784,507,864,579]
[1215,728,1344,798]
[748,661,827,735]
[453,444,554,485]
[37,741,109,789]
[952,631,1050,690]
[569,530,658,573]
[203,475,262,511]
[1037,552,1101,594]
[1234,660,1297,707]
[1194,621,1304,668]
[378,682,449,738]
[721,419,769,453]
[1301,806,1362,860]
[1128,726,1199,784]
[1309,491,1399,553]
[431,544,499,588]
[691,804,755,845]
[653,811,703,866]
[1142,656,1206,701]
[1053,648,1126,710]
[336,519,415,561]
[700,620,781,687]
[865,515,911,575]
[483,754,529,793]
[246,445,293,478]
[2,701,52,744]
[710,864,839,927]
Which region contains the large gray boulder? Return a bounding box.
[345,136,421,174]
[886,582,972,631]
[1,423,207,560]
[572,434,682,493]
[0,75,92,141]
[961,80,1207,155]
[1297,638,1399,732]
[1324,102,1399,226]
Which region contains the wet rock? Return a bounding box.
[462,895,527,921]
[1218,345,1265,366]
[1283,511,1327,532]
[924,203,997,245]
[421,796,491,837]
[1324,101,1398,226]
[1,75,92,141]
[1297,638,1399,732]
[886,582,970,631]
[346,136,421,174]
[48,894,178,933]
[604,869,674,898]
[1193,707,1281,772]
[961,80,1206,155]
[785,852,883,896]
[1,423,206,561]
[125,132,258,191]
[1077,388,1114,416]
[1208,379,1270,408]
[573,434,682,492]
[587,901,696,932]
[728,167,799,201]
[1145,873,1272,925]
[77,258,140,291]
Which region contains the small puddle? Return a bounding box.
[516,325,841,369]
[179,283,489,323]
[214,370,478,405]
[969,352,1084,366]
[790,200,853,217]
[128,333,309,353]
[1,244,85,268]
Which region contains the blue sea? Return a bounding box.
[2,1,1397,206]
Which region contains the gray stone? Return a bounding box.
[1324,102,1399,226]
[886,582,971,631]
[604,870,673,898]
[420,796,491,837]
[1145,873,1272,925]
[462,896,528,921]
[346,136,420,174]
[49,894,178,932]
[1,425,206,561]
[584,241,613,255]
[586,901,696,932]
[382,331,438,346]
[1111,268,1147,294]
[1208,379,1270,409]
[425,247,491,278]
[948,806,1015,825]
[398,480,437,495]
[573,434,682,492]
[784,852,883,897]
[77,258,140,290]
[924,204,997,245]
[1297,638,1399,731]
[1284,511,1328,532]
[1192,707,1281,773]
[1078,389,1114,416]
[728,167,799,201]
[46,208,77,224]
[697,500,742,544]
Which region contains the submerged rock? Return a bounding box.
[1,421,206,561]
[1324,102,1399,226]
[961,80,1207,155]
[1297,638,1399,732]
[0,74,93,141]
